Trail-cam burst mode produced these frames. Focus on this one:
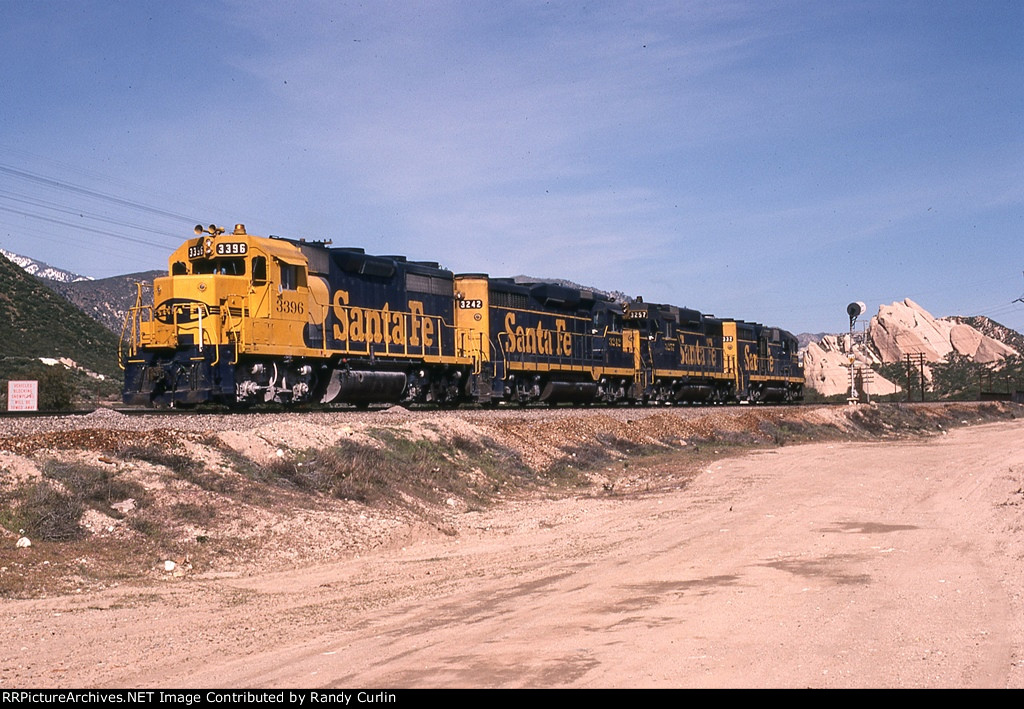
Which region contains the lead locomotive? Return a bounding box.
[121,224,803,407]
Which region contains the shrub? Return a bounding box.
[3,481,84,542]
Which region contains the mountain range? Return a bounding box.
[0,249,124,407]
[0,248,92,284]
[0,249,163,334]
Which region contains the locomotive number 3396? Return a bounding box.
[276,295,304,315]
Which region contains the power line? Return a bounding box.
[0,189,185,241]
[0,205,173,250]
[0,163,201,224]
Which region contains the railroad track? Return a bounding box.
[0,398,952,420]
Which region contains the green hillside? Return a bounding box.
[0,254,122,407]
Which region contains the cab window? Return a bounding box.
[193,259,245,275]
[252,256,267,285]
[278,261,307,291]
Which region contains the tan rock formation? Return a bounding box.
[802,337,900,398]
[867,299,1016,364]
[803,299,1019,397]
[948,323,1016,363]
[868,298,953,362]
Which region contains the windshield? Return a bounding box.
[191,258,246,276]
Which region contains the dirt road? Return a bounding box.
[4,419,1023,688]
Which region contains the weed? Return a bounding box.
[43,460,150,516]
[122,442,235,493]
[541,435,655,485]
[1,480,84,542]
[170,502,218,525]
[243,431,536,507]
[0,459,153,542]
[120,444,195,474]
[126,515,160,538]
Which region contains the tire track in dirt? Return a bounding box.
[78,420,1024,688]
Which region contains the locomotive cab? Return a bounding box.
[136,224,268,351]
[122,224,259,405]
[122,224,328,406]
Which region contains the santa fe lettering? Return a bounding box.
[503,312,572,356]
[331,290,434,348]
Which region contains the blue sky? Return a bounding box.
[1,0,1021,335]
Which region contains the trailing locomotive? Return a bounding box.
[120,224,803,407]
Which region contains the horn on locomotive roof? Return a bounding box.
[194,224,226,236]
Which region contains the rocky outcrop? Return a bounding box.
[868,298,952,362]
[951,315,1024,355]
[802,336,900,398]
[867,299,1016,364]
[802,299,1019,397]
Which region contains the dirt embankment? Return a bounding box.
[0,401,1018,598]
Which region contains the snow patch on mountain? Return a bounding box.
[0,248,92,283]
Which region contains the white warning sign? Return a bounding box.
[8,380,39,411]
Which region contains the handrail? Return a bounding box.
[118,282,152,368]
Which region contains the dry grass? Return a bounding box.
[1,401,1022,598]
[242,431,534,508]
[1,480,84,542]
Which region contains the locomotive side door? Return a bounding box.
[452,275,494,402]
[246,252,273,321]
[622,328,648,399]
[453,275,489,373]
[248,254,310,351]
[722,321,742,394]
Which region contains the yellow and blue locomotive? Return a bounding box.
[120,224,803,406]
[621,300,803,403]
